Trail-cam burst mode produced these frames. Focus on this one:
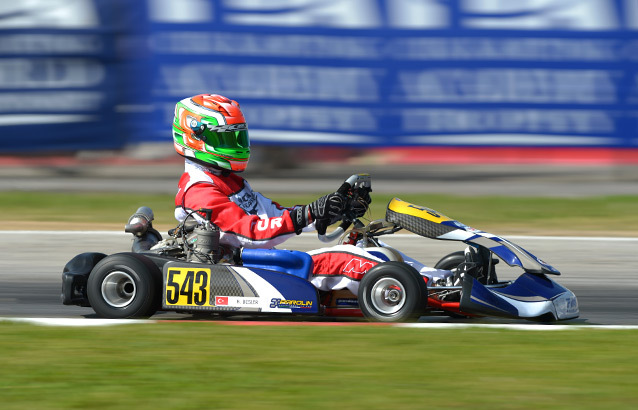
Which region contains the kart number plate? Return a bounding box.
[165,267,212,307]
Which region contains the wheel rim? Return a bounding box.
[101,270,136,308]
[370,277,406,315]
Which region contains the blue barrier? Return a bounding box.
[2,0,638,152]
[0,0,126,152]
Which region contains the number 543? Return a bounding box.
[165,268,210,306]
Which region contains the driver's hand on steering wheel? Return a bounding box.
[309,191,347,235]
[290,189,348,235]
[309,191,346,224]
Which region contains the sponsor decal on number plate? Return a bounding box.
[214,296,260,307]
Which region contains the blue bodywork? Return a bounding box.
[438,220,560,275]
[244,267,320,314]
[241,248,313,280]
[460,273,579,320]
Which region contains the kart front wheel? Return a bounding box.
[87,253,160,319]
[434,251,465,271]
[358,262,427,322]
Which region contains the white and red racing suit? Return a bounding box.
[175,160,305,249]
[175,160,452,293]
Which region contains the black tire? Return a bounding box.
[435,249,499,285]
[434,251,465,271]
[357,261,427,322]
[87,253,161,319]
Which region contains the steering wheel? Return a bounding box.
[317,173,372,243]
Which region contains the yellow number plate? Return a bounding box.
[165,267,212,307]
[388,198,452,223]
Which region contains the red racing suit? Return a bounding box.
[174,160,382,293]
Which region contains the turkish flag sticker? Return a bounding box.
[215,296,229,306]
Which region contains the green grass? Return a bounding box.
[1,191,637,235]
[0,192,176,226]
[0,322,637,409]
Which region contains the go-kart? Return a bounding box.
[62,174,579,322]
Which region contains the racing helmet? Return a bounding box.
[173,94,250,172]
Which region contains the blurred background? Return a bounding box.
[1,0,638,190]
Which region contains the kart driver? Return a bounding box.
[172,94,456,293]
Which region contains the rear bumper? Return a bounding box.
[61,252,106,306]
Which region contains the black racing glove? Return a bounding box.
[290,189,348,235]
[309,191,347,224]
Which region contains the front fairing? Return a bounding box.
[385,198,560,275]
[460,273,579,320]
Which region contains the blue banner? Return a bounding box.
[144,0,638,148]
[3,0,638,152]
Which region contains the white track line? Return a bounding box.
[398,323,638,330]
[2,231,638,242]
[2,317,637,330]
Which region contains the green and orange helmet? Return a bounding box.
[173,94,250,172]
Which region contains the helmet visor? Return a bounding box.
[203,127,250,150]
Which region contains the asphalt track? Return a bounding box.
[1,158,637,325]
[1,231,636,325]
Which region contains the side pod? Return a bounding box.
[61,252,106,306]
[241,248,314,280]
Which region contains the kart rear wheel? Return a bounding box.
[358,262,427,322]
[87,253,160,319]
